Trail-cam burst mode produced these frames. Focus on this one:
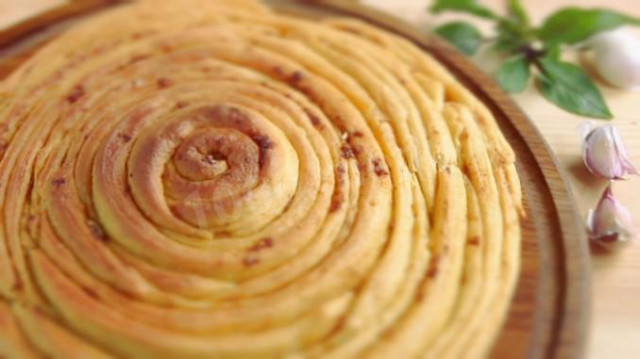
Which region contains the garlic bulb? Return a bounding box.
[590,28,640,90]
[587,184,635,248]
[580,122,638,180]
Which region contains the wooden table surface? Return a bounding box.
[1,0,639,358]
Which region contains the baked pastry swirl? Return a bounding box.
[0,0,522,358]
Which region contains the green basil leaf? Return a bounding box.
[507,0,530,27]
[434,21,483,55]
[430,0,498,20]
[538,8,640,46]
[536,58,613,119]
[497,19,525,37]
[495,56,530,93]
[493,36,521,52]
[544,45,561,61]
[493,21,524,52]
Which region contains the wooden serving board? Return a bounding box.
[0,1,590,358]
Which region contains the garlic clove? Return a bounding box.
[587,184,635,249]
[582,124,638,179]
[610,124,639,177]
[590,28,640,90]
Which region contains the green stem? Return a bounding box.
[520,43,547,70]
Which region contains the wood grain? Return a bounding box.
[0,1,592,358]
[0,0,65,30]
[0,0,121,48]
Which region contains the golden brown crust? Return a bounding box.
[0,1,522,358]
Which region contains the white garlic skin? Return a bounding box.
[581,123,638,179]
[587,184,635,250]
[590,28,640,90]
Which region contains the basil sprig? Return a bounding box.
[430,0,640,119]
[434,22,483,55]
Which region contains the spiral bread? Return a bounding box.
[0,0,523,358]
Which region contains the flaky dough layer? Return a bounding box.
[0,1,522,358]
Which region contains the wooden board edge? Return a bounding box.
[0,1,591,358]
[0,0,127,48]
[295,1,590,358]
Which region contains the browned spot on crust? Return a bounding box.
[131,32,147,40]
[118,133,132,143]
[340,144,354,159]
[301,88,320,105]
[127,54,149,65]
[289,71,304,84]
[254,135,273,168]
[249,237,274,252]
[159,43,174,53]
[460,130,469,141]
[329,193,343,213]
[254,136,273,150]
[215,230,232,237]
[25,178,34,199]
[344,132,364,154]
[468,236,480,246]
[66,85,85,103]
[427,256,439,278]
[225,107,246,125]
[461,164,470,177]
[87,220,107,241]
[176,100,189,109]
[243,256,260,267]
[0,141,7,158]
[357,162,367,175]
[351,145,363,157]
[373,158,389,177]
[305,109,323,129]
[330,165,347,213]
[51,177,66,188]
[83,288,99,299]
[332,117,346,131]
[273,66,286,77]
[157,78,173,88]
